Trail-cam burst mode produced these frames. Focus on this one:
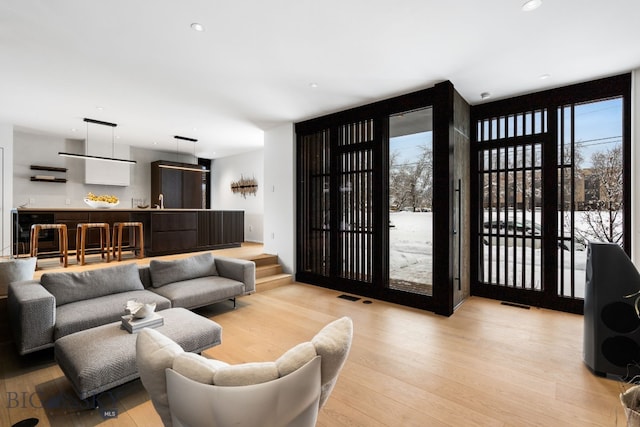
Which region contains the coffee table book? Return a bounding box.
[121,312,164,333]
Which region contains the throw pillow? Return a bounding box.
[40,263,144,306]
[0,257,36,297]
[311,316,353,407]
[149,252,218,288]
[136,328,184,427]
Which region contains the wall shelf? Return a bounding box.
[30,177,67,183]
[30,165,67,183]
[30,165,68,172]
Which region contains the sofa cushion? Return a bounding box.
[54,290,171,340]
[149,276,243,309]
[137,328,184,427]
[138,266,153,289]
[0,257,36,297]
[150,252,218,288]
[41,263,144,306]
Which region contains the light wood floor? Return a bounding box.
[0,244,632,426]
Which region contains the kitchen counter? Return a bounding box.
[12,208,244,257]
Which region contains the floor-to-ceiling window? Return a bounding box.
[296,83,465,314]
[557,97,624,300]
[471,74,631,313]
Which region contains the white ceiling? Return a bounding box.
[1,0,639,159]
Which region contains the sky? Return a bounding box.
[572,97,623,167]
[389,96,623,169]
[390,131,432,167]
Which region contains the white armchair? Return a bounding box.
[136,317,353,427]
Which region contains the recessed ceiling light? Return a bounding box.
[96,106,104,111]
[309,82,319,89]
[522,0,542,12]
[191,23,205,32]
[539,73,551,80]
[71,128,77,132]
[480,92,491,100]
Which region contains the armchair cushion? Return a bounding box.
[213,362,279,386]
[311,316,354,406]
[150,252,218,288]
[276,341,317,377]
[172,352,228,385]
[166,357,321,427]
[136,327,184,427]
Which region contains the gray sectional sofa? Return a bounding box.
[7,252,255,355]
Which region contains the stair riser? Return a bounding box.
[256,275,293,292]
[252,255,279,267]
[256,265,283,279]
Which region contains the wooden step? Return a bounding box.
[250,253,279,267]
[247,253,292,292]
[256,263,283,279]
[256,273,293,292]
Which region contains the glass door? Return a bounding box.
[477,111,546,292]
[388,108,433,296]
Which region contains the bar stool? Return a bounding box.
[76,223,111,266]
[112,221,144,261]
[30,223,68,267]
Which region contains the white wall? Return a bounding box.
[12,129,194,209]
[211,149,264,243]
[263,123,295,274]
[0,123,13,256]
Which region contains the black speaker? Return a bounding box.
[584,242,640,379]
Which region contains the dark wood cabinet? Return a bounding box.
[151,161,206,209]
[197,211,245,247]
[150,212,198,253]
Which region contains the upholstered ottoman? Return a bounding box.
[54,307,222,400]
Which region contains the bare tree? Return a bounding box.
[389,145,433,211]
[578,144,623,244]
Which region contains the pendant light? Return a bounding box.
[158,135,210,172]
[58,118,137,164]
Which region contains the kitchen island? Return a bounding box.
[12,208,244,258]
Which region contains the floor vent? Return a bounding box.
[501,301,531,310]
[337,294,361,302]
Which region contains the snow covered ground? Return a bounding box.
[389,210,596,299]
[389,212,433,295]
